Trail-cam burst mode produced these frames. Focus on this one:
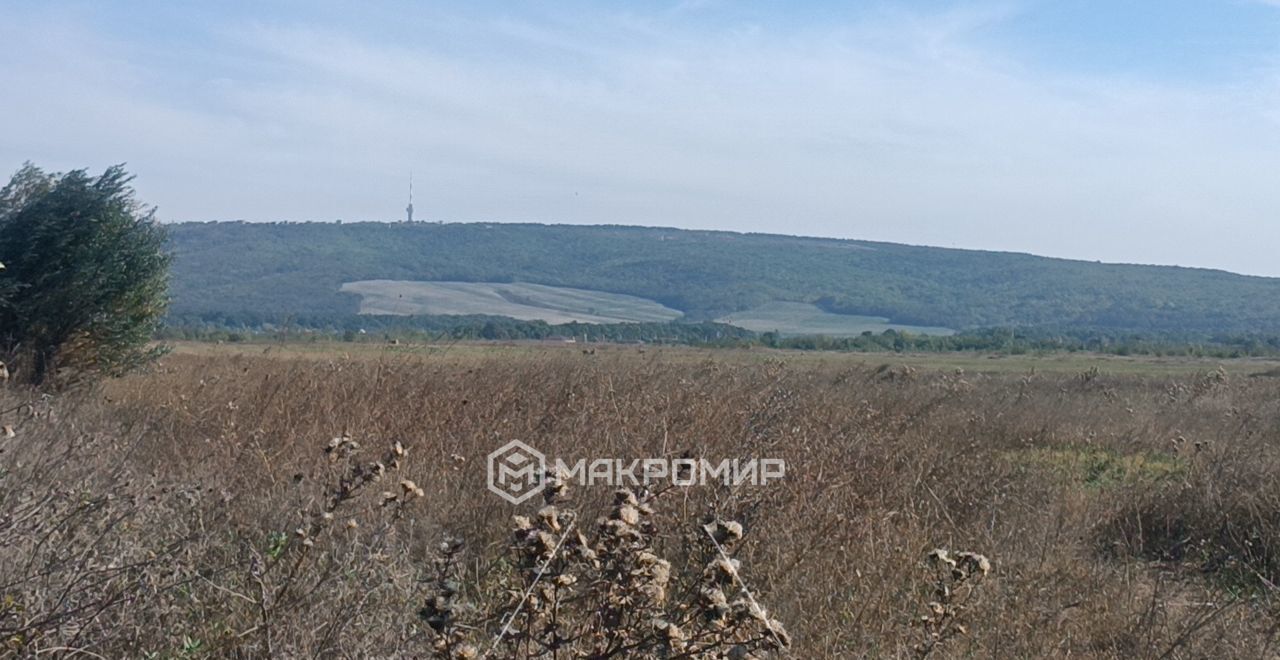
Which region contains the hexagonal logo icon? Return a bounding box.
[487,439,546,504]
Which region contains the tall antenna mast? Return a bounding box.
[406,171,415,223]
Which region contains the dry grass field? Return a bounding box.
[4,344,1280,657]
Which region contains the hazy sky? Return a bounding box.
[3,1,1280,275]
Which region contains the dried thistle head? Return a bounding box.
[324,433,359,460]
[537,505,563,532]
[732,597,768,623]
[615,504,640,526]
[704,519,744,545]
[399,479,425,499]
[438,535,465,556]
[542,466,569,503]
[699,585,733,626]
[613,489,639,506]
[704,556,741,585]
[511,515,534,533]
[613,519,647,545]
[954,551,991,578]
[652,618,687,649]
[630,550,672,604]
[529,530,558,558]
[926,548,956,570]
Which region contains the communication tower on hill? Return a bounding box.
[405,172,415,223]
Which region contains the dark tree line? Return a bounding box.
[160,310,1280,359]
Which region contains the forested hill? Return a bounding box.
[167,221,1280,334]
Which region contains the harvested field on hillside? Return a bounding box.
[3,347,1280,657]
[717,301,955,337]
[340,280,683,323]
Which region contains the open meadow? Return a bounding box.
[4,343,1280,657]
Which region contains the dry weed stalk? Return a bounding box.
[420,469,790,658]
[239,432,420,655]
[915,548,992,657]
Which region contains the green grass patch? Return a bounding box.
[1005,447,1184,488]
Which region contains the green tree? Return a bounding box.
[0,163,170,385]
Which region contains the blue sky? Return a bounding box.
[2,1,1279,275]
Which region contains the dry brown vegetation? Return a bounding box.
[3,346,1280,657]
